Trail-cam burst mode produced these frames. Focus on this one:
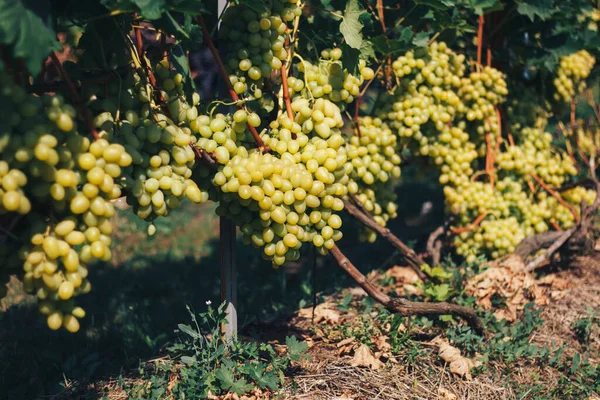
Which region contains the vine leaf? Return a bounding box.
[171,44,197,102]
[0,0,60,76]
[517,0,554,21]
[413,32,430,47]
[469,0,503,15]
[339,0,366,50]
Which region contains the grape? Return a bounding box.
[218,0,299,99]
[553,50,595,103]
[0,72,133,332]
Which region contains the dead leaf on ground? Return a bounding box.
[298,303,341,324]
[386,266,422,284]
[337,336,357,356]
[465,255,548,321]
[331,393,355,400]
[430,336,481,380]
[438,387,458,400]
[350,344,384,370]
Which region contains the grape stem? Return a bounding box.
[280,62,294,120]
[329,245,484,334]
[49,52,100,141]
[530,173,580,222]
[342,198,429,282]
[133,25,171,118]
[190,141,217,166]
[196,15,268,152]
[353,98,362,137]
[450,211,490,234]
[476,15,485,69]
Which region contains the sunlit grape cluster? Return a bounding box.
[219,0,302,98]
[292,49,374,110]
[86,62,210,234]
[0,74,132,331]
[345,117,401,242]
[379,42,594,261]
[553,50,596,103]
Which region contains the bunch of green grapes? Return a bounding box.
[190,109,262,164]
[553,50,596,103]
[291,49,374,110]
[86,63,209,234]
[383,42,506,158]
[0,74,132,331]
[218,0,302,98]
[191,95,348,265]
[345,117,401,242]
[445,178,543,262]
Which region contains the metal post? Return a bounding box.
[220,216,237,339]
[217,0,237,341]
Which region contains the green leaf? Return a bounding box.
[0,0,60,76]
[285,336,309,361]
[412,32,430,47]
[234,0,267,13]
[180,355,197,365]
[177,323,200,339]
[571,353,581,374]
[215,366,253,395]
[469,0,503,15]
[414,0,450,10]
[101,0,167,19]
[340,43,361,75]
[517,0,554,21]
[339,0,366,49]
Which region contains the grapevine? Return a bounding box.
[0,0,598,336]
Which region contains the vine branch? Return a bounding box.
[343,198,428,281]
[530,173,579,222]
[329,245,484,334]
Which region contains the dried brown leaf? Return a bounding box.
[350,344,384,370]
[438,387,458,400]
[386,266,422,284]
[430,336,479,380]
[298,303,341,324]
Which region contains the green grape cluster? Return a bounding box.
[292,49,373,110]
[219,0,302,98]
[379,42,594,261]
[496,126,578,187]
[86,61,210,233]
[189,94,349,265]
[345,117,401,242]
[190,109,262,164]
[553,50,596,103]
[0,73,132,331]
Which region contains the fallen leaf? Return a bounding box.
[438,387,458,400]
[337,336,357,356]
[386,266,422,284]
[431,336,479,380]
[465,255,547,321]
[348,287,367,297]
[350,344,384,370]
[298,303,341,324]
[332,393,355,400]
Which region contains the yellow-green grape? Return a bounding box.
[218,0,301,98]
[344,117,401,242]
[0,71,134,331]
[553,50,596,103]
[105,64,210,224]
[292,49,371,110]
